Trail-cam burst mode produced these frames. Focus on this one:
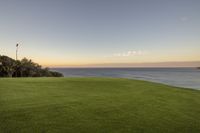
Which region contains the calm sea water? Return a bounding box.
[51,68,200,90]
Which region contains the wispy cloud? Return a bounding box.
[180,16,189,22]
[112,50,146,57]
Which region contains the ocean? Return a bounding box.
[51,68,200,90]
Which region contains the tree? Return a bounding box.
[0,55,63,77]
[0,55,16,77]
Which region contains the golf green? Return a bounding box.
[0,78,200,133]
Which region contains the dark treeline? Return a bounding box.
[0,55,63,77]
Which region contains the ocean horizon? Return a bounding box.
[51,67,200,90]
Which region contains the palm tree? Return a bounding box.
[16,43,19,60]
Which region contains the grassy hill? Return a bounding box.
[0,78,200,133]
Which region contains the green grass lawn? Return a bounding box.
[0,78,200,133]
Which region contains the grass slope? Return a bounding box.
[0,78,200,133]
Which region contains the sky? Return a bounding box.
[0,0,200,67]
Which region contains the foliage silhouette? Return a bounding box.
[0,55,63,77]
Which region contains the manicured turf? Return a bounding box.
[0,78,200,133]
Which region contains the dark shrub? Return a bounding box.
[0,55,63,77]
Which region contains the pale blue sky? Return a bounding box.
[0,0,200,66]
